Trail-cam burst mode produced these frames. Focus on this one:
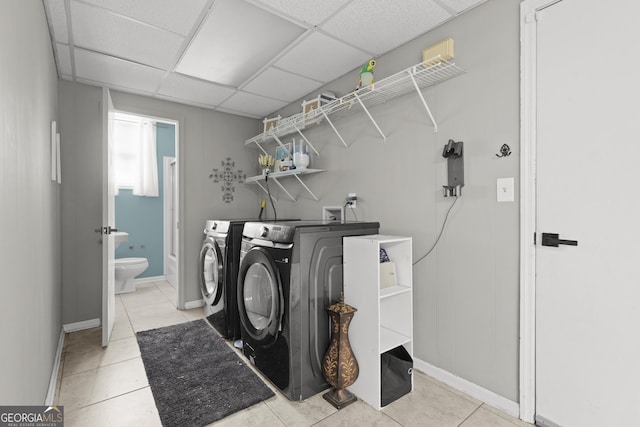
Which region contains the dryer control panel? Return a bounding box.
[243,222,296,244]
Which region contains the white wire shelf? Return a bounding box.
[245,58,465,148]
[245,168,325,201]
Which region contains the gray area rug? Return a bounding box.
[136,320,274,427]
[206,311,226,338]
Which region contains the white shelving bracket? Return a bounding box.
[353,91,387,141]
[253,141,268,155]
[269,177,295,201]
[293,124,320,157]
[408,69,439,133]
[320,110,349,148]
[292,174,320,201]
[271,134,289,153]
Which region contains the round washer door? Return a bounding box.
[199,236,223,306]
[237,247,283,347]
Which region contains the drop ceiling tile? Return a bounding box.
[321,0,451,56]
[80,0,209,36]
[438,0,486,13]
[74,48,165,93]
[275,32,371,83]
[243,68,322,102]
[55,43,73,76]
[251,0,351,26]
[158,73,237,106]
[220,91,289,118]
[176,0,306,87]
[215,107,262,119]
[71,1,184,70]
[44,0,69,43]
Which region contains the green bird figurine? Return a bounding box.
[357,59,376,90]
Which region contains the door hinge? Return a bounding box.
[533,232,537,245]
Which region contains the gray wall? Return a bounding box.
[266,0,520,401]
[0,0,61,404]
[59,83,259,323]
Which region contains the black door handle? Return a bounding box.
[541,233,578,247]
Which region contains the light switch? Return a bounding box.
[497,177,515,202]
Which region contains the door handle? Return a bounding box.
[94,226,119,235]
[541,233,578,247]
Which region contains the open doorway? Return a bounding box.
[112,111,180,305]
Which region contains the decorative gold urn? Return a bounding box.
[321,293,359,409]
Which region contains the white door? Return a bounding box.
[101,88,116,347]
[535,1,640,425]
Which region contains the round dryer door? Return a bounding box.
[199,236,223,306]
[237,247,283,346]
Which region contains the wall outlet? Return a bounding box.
[346,193,357,208]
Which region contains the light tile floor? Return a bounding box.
[55,281,532,427]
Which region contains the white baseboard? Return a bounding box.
[63,318,101,333]
[413,357,520,419]
[45,329,65,405]
[184,299,205,310]
[134,275,166,285]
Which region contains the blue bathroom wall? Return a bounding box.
[115,122,175,278]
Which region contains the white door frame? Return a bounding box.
[163,156,178,286]
[519,0,561,422]
[109,105,183,308]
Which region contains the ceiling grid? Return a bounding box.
[43,0,486,118]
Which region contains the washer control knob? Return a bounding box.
[211,222,217,230]
[259,226,269,238]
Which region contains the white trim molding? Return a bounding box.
[520,1,538,422]
[184,299,205,310]
[520,0,562,423]
[44,329,65,405]
[414,358,519,418]
[63,318,101,333]
[133,275,166,285]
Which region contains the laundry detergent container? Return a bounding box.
[381,345,413,407]
[114,257,148,294]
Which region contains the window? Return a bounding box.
[113,113,158,197]
[113,116,140,189]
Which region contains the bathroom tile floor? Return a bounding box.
[55,280,532,427]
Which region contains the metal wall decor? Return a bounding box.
[209,157,246,203]
[496,143,512,158]
[322,293,359,409]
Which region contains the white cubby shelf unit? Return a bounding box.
[343,235,413,410]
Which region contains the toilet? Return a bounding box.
[113,231,149,294]
[115,257,149,294]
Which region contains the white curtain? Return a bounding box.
[132,121,158,197]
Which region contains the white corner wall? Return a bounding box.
[266,0,520,401]
[0,0,62,404]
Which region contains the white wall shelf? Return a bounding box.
[244,168,325,201]
[245,59,463,202]
[245,58,464,151]
[344,235,413,410]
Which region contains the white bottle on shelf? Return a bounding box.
[293,139,310,170]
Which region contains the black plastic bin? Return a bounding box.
[380,345,413,407]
